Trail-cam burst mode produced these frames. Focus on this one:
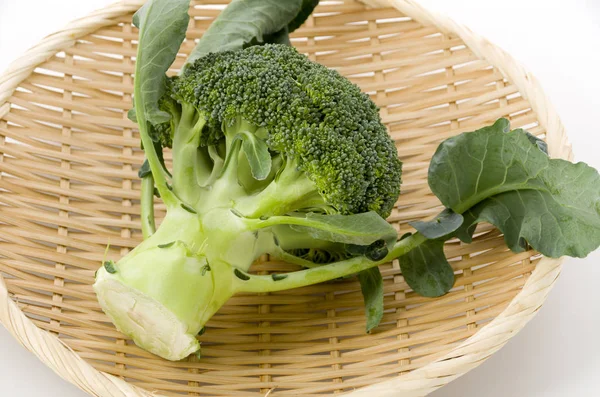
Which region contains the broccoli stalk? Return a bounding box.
[139,174,156,238]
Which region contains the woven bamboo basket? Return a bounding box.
[0,0,571,396]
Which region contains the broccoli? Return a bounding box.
[94,0,600,362]
[94,39,407,359]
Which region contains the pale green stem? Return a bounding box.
[199,145,224,187]
[133,103,177,207]
[233,232,427,293]
[172,110,206,204]
[220,138,242,183]
[267,247,323,269]
[244,214,337,231]
[140,174,156,239]
[234,176,322,218]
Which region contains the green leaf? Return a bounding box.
[409,208,463,239]
[399,240,454,297]
[234,268,251,281]
[247,212,397,247]
[180,203,198,214]
[104,260,117,274]
[127,107,137,123]
[260,27,291,46]
[138,159,151,178]
[365,239,389,261]
[429,118,600,258]
[158,241,175,249]
[465,185,599,257]
[201,264,211,276]
[185,0,303,67]
[357,267,384,333]
[345,239,389,261]
[525,131,548,155]
[271,273,288,281]
[248,0,318,47]
[133,0,189,125]
[139,139,170,179]
[286,212,398,246]
[288,0,319,32]
[239,132,272,180]
[451,215,478,244]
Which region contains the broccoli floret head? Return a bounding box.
[170,44,401,217]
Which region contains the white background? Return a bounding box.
[0,0,599,396]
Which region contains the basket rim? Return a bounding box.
[0,1,569,396]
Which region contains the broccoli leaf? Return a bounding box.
[130,0,189,206]
[133,0,189,125]
[238,131,272,181]
[399,239,454,297]
[246,212,397,246]
[138,159,151,178]
[103,260,117,274]
[138,139,170,179]
[524,131,548,154]
[127,107,137,123]
[261,27,292,46]
[243,0,319,47]
[346,239,393,262]
[287,0,319,33]
[287,212,398,246]
[460,185,600,257]
[262,0,318,45]
[429,118,600,258]
[185,0,302,67]
[357,267,384,333]
[409,208,463,239]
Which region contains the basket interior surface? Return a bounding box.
[0,1,548,395]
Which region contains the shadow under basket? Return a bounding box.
[0,0,571,396]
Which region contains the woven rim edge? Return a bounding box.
[0,1,569,396]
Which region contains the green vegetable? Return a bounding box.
[246,212,398,247]
[409,208,463,240]
[93,0,600,362]
[399,239,454,298]
[103,260,117,274]
[357,267,384,333]
[95,0,403,361]
[287,0,320,33]
[429,118,600,258]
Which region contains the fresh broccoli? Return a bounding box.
[94,40,405,359]
[94,0,600,362]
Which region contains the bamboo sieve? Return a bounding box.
[0,0,571,396]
